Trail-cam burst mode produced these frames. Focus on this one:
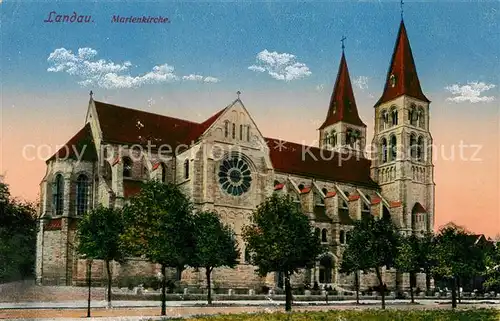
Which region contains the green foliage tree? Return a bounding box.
[0,181,38,283]
[121,180,195,316]
[483,242,500,292]
[76,205,125,307]
[342,214,399,309]
[191,211,240,304]
[432,225,487,309]
[242,194,326,312]
[419,232,437,294]
[395,235,421,303]
[339,247,362,304]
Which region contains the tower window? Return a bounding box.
[417,136,424,161]
[340,230,345,244]
[409,105,418,126]
[410,134,417,159]
[381,110,389,130]
[53,174,64,216]
[321,229,328,243]
[76,174,89,216]
[391,108,398,126]
[123,157,133,178]
[381,138,388,163]
[418,107,425,128]
[390,74,396,87]
[184,159,189,179]
[224,121,229,138]
[390,135,397,161]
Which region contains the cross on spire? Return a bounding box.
[341,36,346,51]
[236,91,241,99]
[89,90,93,99]
[400,0,404,20]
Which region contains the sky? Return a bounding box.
[1,1,499,236]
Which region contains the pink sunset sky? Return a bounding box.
[1,88,499,237]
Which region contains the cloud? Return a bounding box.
[445,82,496,103]
[47,48,219,89]
[182,74,220,83]
[248,49,311,81]
[353,76,369,90]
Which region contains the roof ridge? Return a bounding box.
[94,100,201,125]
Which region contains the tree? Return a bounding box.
[191,211,240,304]
[432,225,486,309]
[484,242,500,292]
[76,206,125,308]
[342,214,399,309]
[0,181,38,283]
[242,194,326,312]
[339,247,362,304]
[121,180,195,316]
[395,235,421,303]
[419,232,437,294]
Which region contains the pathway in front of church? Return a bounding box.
[1,300,499,320]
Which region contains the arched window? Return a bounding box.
[103,161,112,181]
[390,135,397,161]
[224,121,229,138]
[315,227,321,239]
[232,123,236,139]
[323,132,330,146]
[53,174,64,216]
[346,129,356,148]
[160,163,167,183]
[391,108,398,126]
[246,125,250,141]
[76,174,88,216]
[389,74,396,87]
[184,159,189,179]
[123,157,132,178]
[331,130,337,146]
[418,107,425,128]
[409,105,417,126]
[410,134,417,159]
[339,230,345,244]
[346,231,351,244]
[321,229,328,242]
[239,124,243,140]
[417,136,424,161]
[381,138,388,163]
[381,110,389,130]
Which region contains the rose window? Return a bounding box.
[218,156,252,196]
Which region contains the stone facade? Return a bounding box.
[36,21,435,293]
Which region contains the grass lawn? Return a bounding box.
[165,309,500,321]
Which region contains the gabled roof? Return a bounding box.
[264,138,378,188]
[94,100,224,150]
[320,52,366,129]
[375,20,429,107]
[47,123,97,163]
[412,202,427,214]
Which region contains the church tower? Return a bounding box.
[319,48,366,157]
[371,20,435,235]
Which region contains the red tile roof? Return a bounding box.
[152,162,161,171]
[44,218,62,231]
[300,187,311,194]
[274,183,284,191]
[47,123,97,163]
[348,195,360,201]
[412,202,427,214]
[375,20,429,106]
[320,52,366,129]
[94,101,224,150]
[390,201,402,208]
[325,191,337,198]
[371,198,381,205]
[265,138,378,188]
[123,180,144,198]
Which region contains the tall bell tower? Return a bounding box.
[319,44,367,157]
[371,19,435,235]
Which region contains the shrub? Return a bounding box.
[159,309,500,321]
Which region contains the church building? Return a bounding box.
[36,19,435,291]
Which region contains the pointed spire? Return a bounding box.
[319,51,366,129]
[375,20,429,107]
